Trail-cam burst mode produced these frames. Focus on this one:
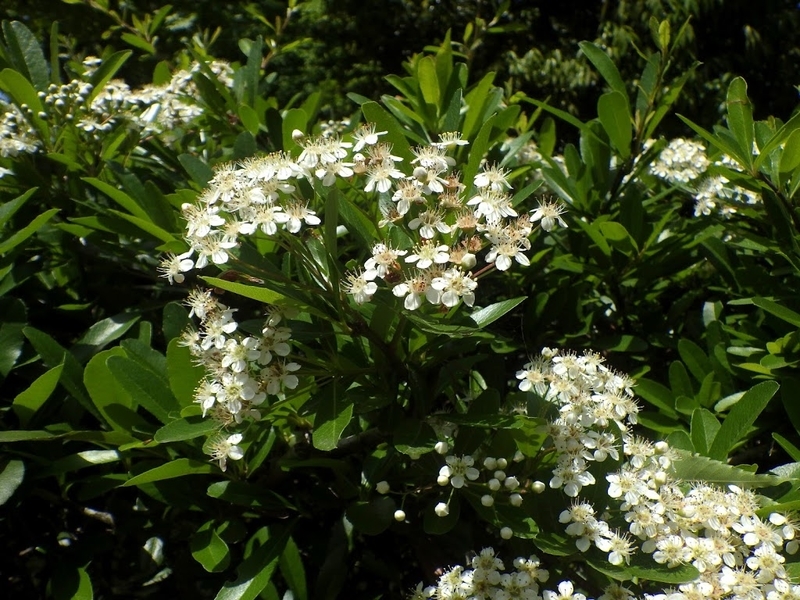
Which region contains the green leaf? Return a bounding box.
[708,380,779,460]
[469,297,526,328]
[597,91,631,158]
[587,559,699,585]
[312,382,353,451]
[107,355,179,424]
[0,187,37,229]
[279,537,307,600]
[690,408,721,456]
[337,193,378,251]
[578,41,627,98]
[345,497,395,535]
[0,459,24,505]
[191,521,231,572]
[0,68,48,137]
[12,361,64,427]
[23,327,95,418]
[670,451,779,487]
[361,101,413,162]
[200,276,285,305]
[120,32,155,54]
[154,417,220,443]
[773,433,800,462]
[393,418,437,456]
[423,495,460,534]
[87,50,132,104]
[82,177,149,221]
[417,55,440,110]
[2,21,49,91]
[84,348,147,435]
[753,297,800,327]
[462,72,496,139]
[0,208,59,255]
[726,76,754,169]
[123,458,216,487]
[677,114,744,167]
[214,525,292,600]
[167,338,205,406]
[779,129,800,173]
[179,154,214,188]
[72,312,140,363]
[207,481,295,511]
[282,108,308,152]
[678,339,711,382]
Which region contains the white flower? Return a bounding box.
[344,269,379,304]
[438,455,480,488]
[529,200,568,231]
[158,251,195,284]
[352,123,387,152]
[430,268,477,307]
[209,433,244,471]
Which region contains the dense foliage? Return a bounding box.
[3,3,800,600]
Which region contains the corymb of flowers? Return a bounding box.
[160,123,567,308]
[408,348,800,600]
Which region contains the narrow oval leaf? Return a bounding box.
[123,458,216,487]
[312,383,354,452]
[708,380,779,460]
[0,460,25,505]
[154,417,220,443]
[597,91,631,159]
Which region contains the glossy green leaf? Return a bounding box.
[691,408,721,456]
[0,68,48,137]
[72,312,140,363]
[179,154,214,188]
[345,497,395,535]
[279,537,307,600]
[361,101,413,162]
[337,193,378,251]
[154,417,220,443]
[83,348,146,435]
[82,177,149,220]
[0,187,37,229]
[670,451,778,487]
[578,41,627,98]
[753,297,800,327]
[312,382,353,451]
[0,459,24,505]
[191,521,231,572]
[200,276,285,305]
[214,525,292,600]
[87,50,132,103]
[167,338,205,406]
[12,361,63,426]
[469,297,526,328]
[2,21,49,90]
[107,355,179,424]
[23,327,94,417]
[587,559,699,584]
[779,128,800,173]
[417,55,440,109]
[0,208,59,255]
[123,458,216,487]
[597,91,631,158]
[726,76,754,169]
[678,338,711,382]
[120,32,155,54]
[708,380,779,460]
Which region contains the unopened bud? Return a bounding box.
[376,480,390,494]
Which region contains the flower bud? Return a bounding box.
[394,509,406,522]
[376,480,390,494]
[504,476,520,491]
[434,441,449,455]
[434,502,449,517]
[481,494,494,507]
[437,474,450,486]
[488,478,501,491]
[500,527,513,540]
[496,458,508,470]
[531,481,546,494]
[291,129,304,140]
[513,450,525,463]
[460,253,477,269]
[509,493,523,507]
[483,457,497,470]
[493,470,506,482]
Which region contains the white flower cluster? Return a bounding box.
[646,138,761,217]
[650,138,710,184]
[515,348,799,600]
[163,125,566,311]
[179,290,300,466]
[692,153,760,217]
[410,547,551,600]
[0,56,234,160]
[343,128,566,309]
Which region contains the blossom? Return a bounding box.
[529,200,568,231]
[158,251,195,284]
[438,455,480,488]
[209,433,244,471]
[344,269,379,304]
[430,268,477,307]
